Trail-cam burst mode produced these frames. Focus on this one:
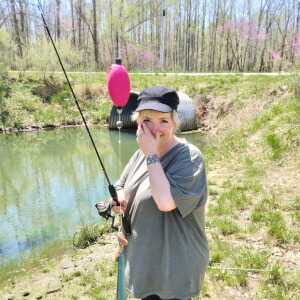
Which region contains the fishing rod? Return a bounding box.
[37,3,131,300]
[36,0,120,223]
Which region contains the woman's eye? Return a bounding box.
[162,120,169,123]
[143,119,150,123]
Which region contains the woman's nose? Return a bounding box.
[149,123,160,134]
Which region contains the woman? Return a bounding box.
[113,86,209,300]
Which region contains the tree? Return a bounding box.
[9,0,23,57]
[55,0,61,40]
[70,0,76,46]
[92,0,100,69]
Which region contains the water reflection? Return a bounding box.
[0,128,137,264]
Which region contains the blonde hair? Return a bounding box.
[131,110,181,132]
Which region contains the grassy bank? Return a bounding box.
[0,71,296,132]
[202,88,300,299]
[0,73,299,299]
[0,72,110,131]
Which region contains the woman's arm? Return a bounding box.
[147,157,177,211]
[136,123,177,212]
[137,123,206,215]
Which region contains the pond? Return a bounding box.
[0,128,205,265]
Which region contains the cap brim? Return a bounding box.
[135,100,172,112]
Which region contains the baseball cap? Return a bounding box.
[136,86,179,112]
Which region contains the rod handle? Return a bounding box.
[109,184,119,205]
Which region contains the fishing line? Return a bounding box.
[208,265,300,273]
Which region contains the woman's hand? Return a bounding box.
[112,189,128,214]
[114,232,128,261]
[136,123,162,156]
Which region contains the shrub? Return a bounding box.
[265,133,286,160]
[72,222,111,249]
[267,263,285,286]
[267,212,289,243]
[31,76,64,103]
[213,217,240,235]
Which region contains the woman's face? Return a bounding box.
[138,110,175,141]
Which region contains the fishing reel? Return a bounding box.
[95,201,132,236]
[95,201,118,231]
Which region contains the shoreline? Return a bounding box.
[0,123,107,134]
[0,231,118,299]
[0,123,206,135]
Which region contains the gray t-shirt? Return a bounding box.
[115,142,209,299]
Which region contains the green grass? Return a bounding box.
[233,248,270,270]
[201,76,299,297]
[209,240,231,265]
[209,183,252,218]
[256,262,300,300]
[209,267,248,287]
[251,195,281,221]
[79,272,97,287]
[267,263,286,286]
[267,212,289,243]
[1,72,295,132]
[293,211,300,223]
[291,198,300,223]
[213,217,241,236]
[250,199,299,245]
[89,260,117,299]
[61,270,82,283]
[73,222,111,249]
[220,129,248,157]
[243,157,265,179]
[291,197,300,210]
[265,132,287,160]
[1,73,112,129]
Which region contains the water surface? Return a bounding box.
[0,128,204,264]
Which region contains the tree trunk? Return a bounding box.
[109,0,114,60]
[200,0,207,71]
[211,0,221,72]
[55,0,61,40]
[259,3,271,72]
[252,0,267,70]
[160,0,166,68]
[18,0,26,44]
[291,0,300,63]
[77,0,83,47]
[184,0,192,71]
[279,9,291,71]
[92,0,99,69]
[10,0,23,57]
[70,0,76,46]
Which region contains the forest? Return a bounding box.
[1,0,300,72]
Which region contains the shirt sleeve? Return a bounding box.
[165,147,207,218]
[114,150,140,190]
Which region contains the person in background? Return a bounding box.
[113,86,209,300]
